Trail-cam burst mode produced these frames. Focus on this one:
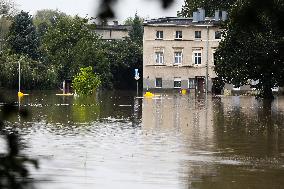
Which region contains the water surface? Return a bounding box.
[1,90,284,189]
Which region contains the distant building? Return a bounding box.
[143,9,227,92]
[94,21,131,40]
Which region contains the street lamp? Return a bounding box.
[18,57,24,98]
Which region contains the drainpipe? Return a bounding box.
[206,25,209,96]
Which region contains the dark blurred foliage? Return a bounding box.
[97,0,174,19]
[214,0,284,99]
[0,95,38,189]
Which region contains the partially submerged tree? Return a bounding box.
[214,0,284,99]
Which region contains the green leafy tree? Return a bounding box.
[0,54,58,89]
[33,9,68,39]
[72,66,101,95]
[0,0,17,52]
[128,13,143,46]
[214,0,284,99]
[42,16,106,84]
[0,0,17,17]
[178,0,237,17]
[7,11,40,60]
[33,9,67,27]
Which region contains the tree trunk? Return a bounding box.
[261,82,274,99]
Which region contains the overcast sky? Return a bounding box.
[14,0,184,22]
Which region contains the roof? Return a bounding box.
[95,25,132,31]
[143,17,222,27]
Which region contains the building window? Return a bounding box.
[188,78,196,89]
[215,31,221,39]
[195,31,201,39]
[175,31,182,39]
[155,52,164,64]
[193,51,202,64]
[156,31,163,39]
[174,52,182,64]
[174,77,181,88]
[155,78,162,88]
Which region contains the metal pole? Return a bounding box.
[205,25,209,96]
[18,60,21,92]
[136,81,138,96]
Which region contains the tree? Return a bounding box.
[0,0,17,17]
[33,9,68,39]
[0,54,58,89]
[0,0,17,51]
[128,13,143,46]
[42,16,112,87]
[178,0,237,17]
[33,9,67,27]
[7,11,40,60]
[72,66,101,95]
[214,0,284,99]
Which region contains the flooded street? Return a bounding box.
[1,90,284,189]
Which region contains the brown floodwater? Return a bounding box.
[1,90,284,189]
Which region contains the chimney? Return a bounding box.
[221,11,228,21]
[215,10,220,21]
[197,8,205,21]
[113,21,118,26]
[193,11,198,22]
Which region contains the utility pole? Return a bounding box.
[205,24,210,96]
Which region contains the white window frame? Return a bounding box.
[155,52,164,64]
[212,49,216,65]
[195,31,201,39]
[174,77,182,88]
[155,78,162,88]
[175,31,182,39]
[156,31,163,39]
[192,50,202,65]
[188,78,196,89]
[174,52,182,65]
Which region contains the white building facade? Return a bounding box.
[143,9,227,92]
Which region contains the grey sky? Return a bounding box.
[14,0,184,22]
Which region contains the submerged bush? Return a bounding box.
[72,66,101,96]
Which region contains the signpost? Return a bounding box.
[134,69,140,96]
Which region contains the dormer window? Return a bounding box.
[175,31,182,39]
[156,31,163,39]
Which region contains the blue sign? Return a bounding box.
[134,69,139,77]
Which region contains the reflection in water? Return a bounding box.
[0,90,284,189]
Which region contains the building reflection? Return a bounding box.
[142,93,214,149]
[142,94,284,189]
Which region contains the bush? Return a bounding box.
[72,66,101,95]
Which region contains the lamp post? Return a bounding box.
[18,59,21,92]
[17,57,24,98]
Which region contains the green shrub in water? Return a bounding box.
[72,66,101,95]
